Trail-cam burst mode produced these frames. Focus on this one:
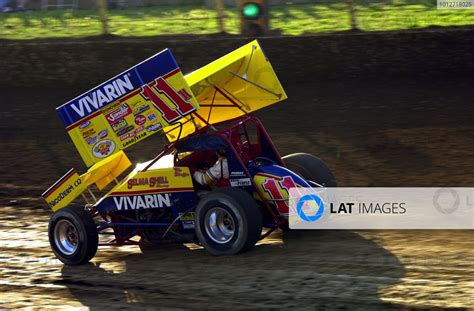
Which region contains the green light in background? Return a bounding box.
[242,3,261,19]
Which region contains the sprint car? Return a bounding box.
[42,41,336,265]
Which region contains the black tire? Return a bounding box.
[195,188,262,255]
[283,153,337,187]
[48,206,98,265]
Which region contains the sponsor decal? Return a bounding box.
[92,140,115,158]
[111,119,128,132]
[230,171,246,177]
[86,136,97,145]
[127,176,169,189]
[134,115,146,126]
[174,167,190,178]
[46,181,81,208]
[101,100,123,114]
[181,221,195,229]
[120,126,145,141]
[116,125,135,137]
[179,212,195,221]
[113,193,171,211]
[42,170,83,210]
[146,123,162,133]
[179,212,195,229]
[98,129,108,139]
[106,103,132,124]
[133,105,150,115]
[122,132,147,148]
[47,185,74,208]
[79,120,91,129]
[120,132,134,141]
[81,128,96,138]
[71,74,134,118]
[230,178,252,187]
[147,113,156,122]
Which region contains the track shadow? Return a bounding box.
[60,230,405,309]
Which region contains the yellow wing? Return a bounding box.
[166,40,287,141]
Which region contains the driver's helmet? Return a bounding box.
[216,148,226,157]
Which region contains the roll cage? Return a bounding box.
[143,114,288,226]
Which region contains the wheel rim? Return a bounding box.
[54,219,79,255]
[204,207,235,244]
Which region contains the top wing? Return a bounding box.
[165,40,287,141]
[56,49,199,167]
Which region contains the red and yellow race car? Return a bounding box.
[42,41,336,265]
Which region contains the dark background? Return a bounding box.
[1,28,473,87]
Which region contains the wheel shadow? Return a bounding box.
[60,230,406,309]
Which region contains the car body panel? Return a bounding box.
[94,166,195,212]
[250,164,310,216]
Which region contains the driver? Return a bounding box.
[193,148,229,186]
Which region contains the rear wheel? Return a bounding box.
[48,206,98,265]
[195,188,262,255]
[283,153,337,187]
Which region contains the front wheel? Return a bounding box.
[195,188,262,255]
[283,153,337,187]
[48,206,98,265]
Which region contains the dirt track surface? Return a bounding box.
[0,77,473,309]
[1,206,473,309]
